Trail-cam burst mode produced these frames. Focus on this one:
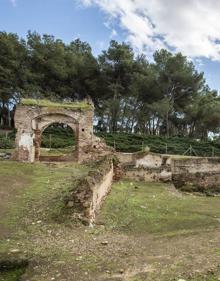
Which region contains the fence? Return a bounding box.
[94,132,220,157]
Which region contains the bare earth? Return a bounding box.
[0,161,220,281]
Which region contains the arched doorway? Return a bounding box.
[33,113,79,162]
[14,99,95,163]
[38,122,77,161]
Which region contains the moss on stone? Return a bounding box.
[20,98,93,110]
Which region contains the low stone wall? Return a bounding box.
[116,152,137,165]
[172,157,220,194]
[0,152,11,160]
[118,152,172,182]
[65,156,113,223]
[124,166,171,182]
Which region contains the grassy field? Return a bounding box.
[97,181,220,236]
[0,162,220,280]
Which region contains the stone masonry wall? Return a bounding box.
[14,101,94,163]
[118,152,172,182]
[65,156,113,224]
[172,157,220,194]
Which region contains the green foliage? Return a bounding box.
[96,132,220,157]
[0,31,220,140]
[41,124,75,148]
[0,131,15,149]
[0,267,26,281]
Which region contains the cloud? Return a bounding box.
[110,29,117,38]
[78,0,220,60]
[10,0,17,7]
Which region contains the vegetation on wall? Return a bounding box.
[0,31,220,141]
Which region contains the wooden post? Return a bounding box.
[49,134,52,150]
[165,143,168,154]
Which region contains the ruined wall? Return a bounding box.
[14,100,94,163]
[124,166,171,182]
[65,156,113,223]
[172,157,220,194]
[118,151,220,193]
[118,152,172,182]
[116,152,136,165]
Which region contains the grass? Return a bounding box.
[21,98,93,110]
[0,267,26,281]
[0,161,89,235]
[0,161,90,280]
[0,162,220,280]
[0,148,14,153]
[97,180,220,236]
[40,147,74,156]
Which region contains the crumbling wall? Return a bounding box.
[116,152,136,165]
[118,152,220,193]
[119,152,172,182]
[14,100,95,163]
[172,157,220,194]
[124,166,171,182]
[65,156,113,223]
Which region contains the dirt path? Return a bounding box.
[0,173,32,238]
[0,162,220,281]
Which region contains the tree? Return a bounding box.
[0,32,27,127]
[98,40,135,132]
[153,49,205,136]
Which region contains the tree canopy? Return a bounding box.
[0,31,219,140]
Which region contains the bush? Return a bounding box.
[0,136,15,149]
[41,126,75,148]
[96,133,220,157]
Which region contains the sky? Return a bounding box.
[1,0,220,91]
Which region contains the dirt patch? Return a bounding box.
[0,163,220,280]
[0,173,32,238]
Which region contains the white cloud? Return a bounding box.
[78,0,220,60]
[10,0,17,7]
[110,29,117,38]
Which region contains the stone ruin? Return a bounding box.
[14,99,112,163]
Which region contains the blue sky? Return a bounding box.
[1,0,220,92]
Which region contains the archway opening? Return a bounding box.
[38,122,77,161]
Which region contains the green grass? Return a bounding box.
[0,148,14,153]
[98,180,220,236]
[0,267,26,281]
[21,98,93,110]
[0,161,89,233]
[40,147,74,156]
[0,162,220,280]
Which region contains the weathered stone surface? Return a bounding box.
[13,99,112,163]
[119,152,172,183]
[65,156,114,223]
[0,152,11,160]
[171,157,220,194]
[117,152,220,194]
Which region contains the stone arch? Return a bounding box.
[32,113,79,161]
[14,99,94,163]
